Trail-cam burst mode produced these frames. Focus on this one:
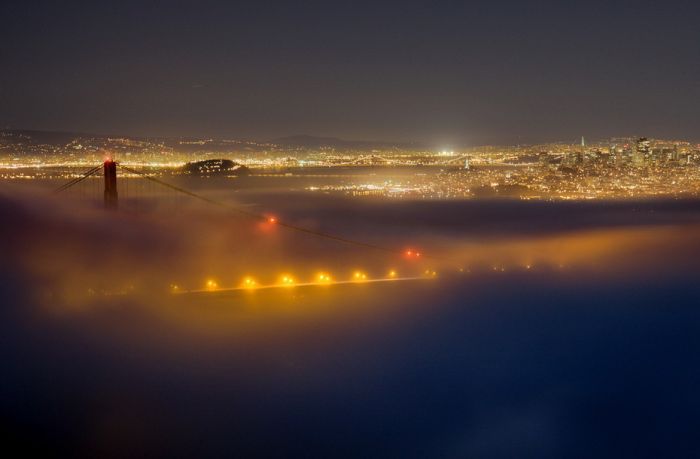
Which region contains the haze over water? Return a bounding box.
[2,177,700,457]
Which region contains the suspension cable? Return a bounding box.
[53,165,103,194]
[119,165,456,263]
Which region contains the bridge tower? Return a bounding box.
[104,160,118,209]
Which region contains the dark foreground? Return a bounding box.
[2,273,700,457]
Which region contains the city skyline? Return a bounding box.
[2,126,699,149]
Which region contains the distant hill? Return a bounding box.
[181,159,250,176]
[0,128,425,154]
[272,135,424,151]
[0,128,164,147]
[0,129,103,145]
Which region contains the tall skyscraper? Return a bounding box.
[635,137,651,165]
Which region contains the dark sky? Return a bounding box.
[1,0,699,145]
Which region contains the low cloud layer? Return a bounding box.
[2,189,700,457]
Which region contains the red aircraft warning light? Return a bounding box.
[405,249,421,258]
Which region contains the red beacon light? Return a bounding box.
[405,249,421,258]
[258,215,278,231]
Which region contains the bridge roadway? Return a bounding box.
[177,275,435,296]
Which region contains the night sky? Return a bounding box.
[1,0,699,145]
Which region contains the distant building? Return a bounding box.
[671,146,680,162]
[611,144,628,166]
[635,137,651,165]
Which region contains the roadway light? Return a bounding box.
[279,274,295,286]
[242,277,257,288]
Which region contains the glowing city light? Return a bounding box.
[206,279,218,290]
[317,272,332,283]
[268,216,277,224]
[388,270,397,278]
